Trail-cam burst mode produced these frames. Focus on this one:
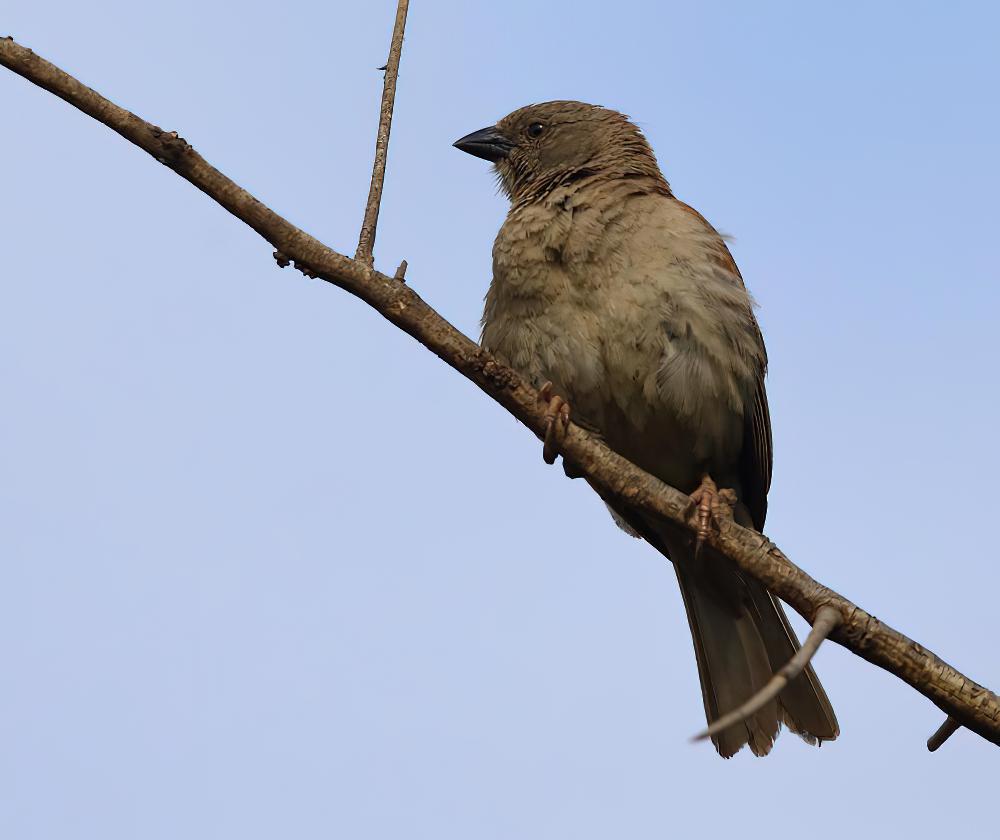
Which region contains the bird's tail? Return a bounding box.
[665,529,839,757]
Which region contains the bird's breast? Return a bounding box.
[482,189,758,489]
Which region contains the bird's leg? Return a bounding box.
[689,474,737,553]
[538,381,571,465]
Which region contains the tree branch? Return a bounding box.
[3,34,998,749]
[355,0,409,266]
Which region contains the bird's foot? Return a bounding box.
[538,381,571,465]
[689,475,737,553]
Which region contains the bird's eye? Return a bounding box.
[526,122,546,138]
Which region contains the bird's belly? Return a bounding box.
[484,299,610,427]
[486,304,743,495]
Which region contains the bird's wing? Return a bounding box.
[740,323,772,530]
[673,200,772,530]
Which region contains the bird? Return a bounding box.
[453,101,838,757]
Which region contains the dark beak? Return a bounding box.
[453,125,514,162]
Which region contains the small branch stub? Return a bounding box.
[927,716,961,752]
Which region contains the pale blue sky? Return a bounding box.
[2,2,998,838]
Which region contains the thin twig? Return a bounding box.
[693,606,842,742]
[355,0,409,266]
[927,716,961,752]
[2,35,999,749]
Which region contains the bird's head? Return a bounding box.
[453,101,667,202]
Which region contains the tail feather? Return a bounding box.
[599,490,839,757]
[666,528,839,757]
[744,579,839,742]
[674,559,779,757]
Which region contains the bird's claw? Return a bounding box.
[538,381,571,465]
[689,475,737,553]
